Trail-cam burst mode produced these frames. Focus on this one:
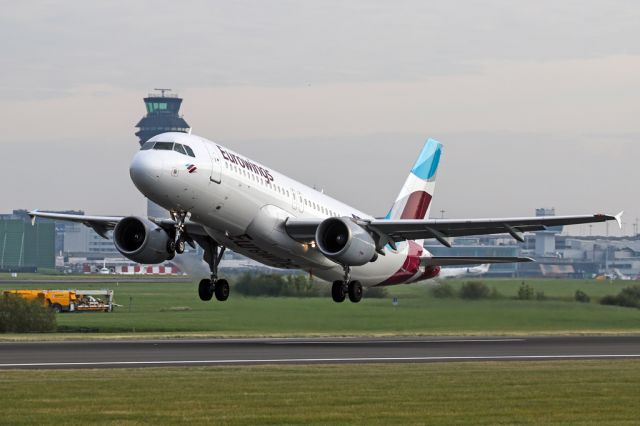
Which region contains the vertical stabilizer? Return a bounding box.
[385,138,442,220]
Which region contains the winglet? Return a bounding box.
[614,211,624,229]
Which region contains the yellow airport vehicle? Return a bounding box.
[3,289,114,313]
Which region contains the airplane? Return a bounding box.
[98,259,110,275]
[30,133,622,303]
[611,268,632,281]
[437,264,491,279]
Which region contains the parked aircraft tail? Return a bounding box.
[385,138,442,221]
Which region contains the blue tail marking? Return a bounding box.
[410,138,442,181]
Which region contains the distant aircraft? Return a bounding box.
[612,269,632,281]
[438,264,490,279]
[98,259,110,275]
[31,133,622,303]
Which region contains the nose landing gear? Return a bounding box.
[331,265,363,303]
[168,211,192,255]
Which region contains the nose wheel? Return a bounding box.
[175,238,186,254]
[168,211,192,255]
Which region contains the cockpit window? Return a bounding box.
[184,145,196,157]
[173,143,187,155]
[153,142,174,151]
[146,141,195,157]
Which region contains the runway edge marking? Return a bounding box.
[2,354,640,368]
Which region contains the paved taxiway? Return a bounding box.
[1,336,639,369]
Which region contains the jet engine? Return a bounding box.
[113,217,173,264]
[315,217,376,266]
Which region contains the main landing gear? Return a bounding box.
[331,266,363,303]
[166,211,229,302]
[198,239,229,302]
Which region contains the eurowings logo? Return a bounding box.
[185,164,197,174]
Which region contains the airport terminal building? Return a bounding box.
[0,211,55,272]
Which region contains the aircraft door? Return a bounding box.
[291,187,297,211]
[298,191,304,213]
[208,146,222,184]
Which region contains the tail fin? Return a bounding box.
[385,138,442,220]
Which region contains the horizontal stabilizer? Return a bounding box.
[420,256,534,266]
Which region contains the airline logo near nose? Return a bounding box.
[186,164,197,174]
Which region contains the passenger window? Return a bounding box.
[141,141,155,150]
[173,143,187,155]
[153,142,174,151]
[184,145,196,157]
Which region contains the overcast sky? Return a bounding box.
[1,1,638,236]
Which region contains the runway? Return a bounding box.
[1,335,639,369]
[0,277,191,284]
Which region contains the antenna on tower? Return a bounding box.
[153,88,172,97]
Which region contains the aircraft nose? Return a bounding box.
[129,151,162,195]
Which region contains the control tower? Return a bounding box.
[135,88,190,145]
[135,89,191,218]
[534,208,563,257]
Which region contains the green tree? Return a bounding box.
[0,294,57,333]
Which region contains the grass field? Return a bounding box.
[1,277,639,337]
[1,360,639,424]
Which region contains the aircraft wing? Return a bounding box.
[28,210,123,239]
[366,212,622,247]
[285,212,622,247]
[28,210,208,239]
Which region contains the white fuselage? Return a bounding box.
[130,132,437,286]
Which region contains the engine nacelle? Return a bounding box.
[315,217,376,266]
[113,216,173,264]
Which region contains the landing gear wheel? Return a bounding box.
[348,281,363,303]
[176,239,186,254]
[332,281,346,303]
[214,279,230,301]
[198,279,214,301]
[167,239,176,254]
[201,237,227,302]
